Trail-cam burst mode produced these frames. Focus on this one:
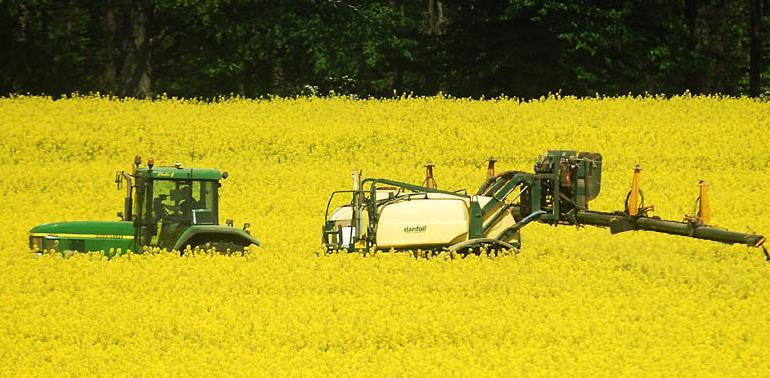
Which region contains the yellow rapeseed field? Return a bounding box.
[1,95,769,375]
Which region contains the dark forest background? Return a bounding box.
[1,0,768,99]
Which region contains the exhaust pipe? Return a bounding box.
[119,156,142,221]
[120,155,142,221]
[121,172,133,221]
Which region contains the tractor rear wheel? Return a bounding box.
[186,240,245,255]
[448,238,518,257]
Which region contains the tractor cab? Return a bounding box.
[129,164,222,250]
[114,157,258,252]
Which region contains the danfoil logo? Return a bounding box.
[403,225,427,233]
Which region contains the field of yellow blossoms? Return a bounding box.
[1,95,769,375]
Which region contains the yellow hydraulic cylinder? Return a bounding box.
[486,156,497,179]
[628,164,642,216]
[424,161,436,189]
[698,180,710,225]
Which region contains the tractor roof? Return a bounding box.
[136,166,223,180]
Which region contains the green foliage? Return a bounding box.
[0,0,767,98]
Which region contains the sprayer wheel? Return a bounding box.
[448,238,518,257]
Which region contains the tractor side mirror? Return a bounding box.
[243,223,251,231]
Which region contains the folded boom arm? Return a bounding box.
[484,151,766,258]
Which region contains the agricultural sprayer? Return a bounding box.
[322,150,767,257]
[29,156,259,255]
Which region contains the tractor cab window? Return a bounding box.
[191,181,217,225]
[152,180,218,224]
[148,179,218,248]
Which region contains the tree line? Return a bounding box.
[1,0,768,99]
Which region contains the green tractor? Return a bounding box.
[29,156,259,255]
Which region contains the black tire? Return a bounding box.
[187,240,245,255]
[448,238,518,257]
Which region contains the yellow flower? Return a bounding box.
[0,95,768,375]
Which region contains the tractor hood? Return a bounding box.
[30,221,134,237]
